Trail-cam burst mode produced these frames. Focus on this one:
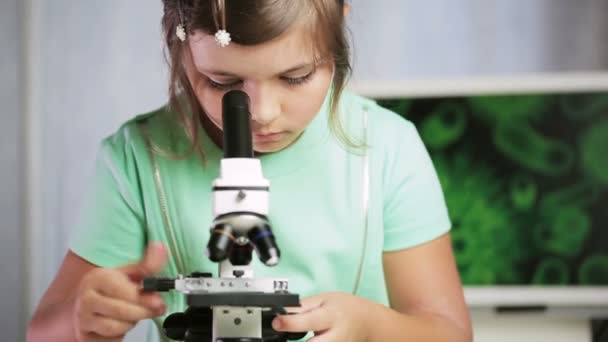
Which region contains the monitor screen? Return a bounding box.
[374,90,607,287]
[352,74,608,312]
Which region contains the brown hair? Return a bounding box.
[160,0,357,159]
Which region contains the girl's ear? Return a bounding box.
[343,3,350,16]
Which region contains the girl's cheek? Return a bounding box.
[198,92,223,124]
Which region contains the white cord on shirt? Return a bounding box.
[352,106,370,295]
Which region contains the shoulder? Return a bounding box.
[96,106,177,182]
[100,105,178,158]
[340,89,419,151]
[339,90,435,194]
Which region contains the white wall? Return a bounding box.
[472,311,591,342]
[349,0,608,80]
[26,0,168,308]
[25,1,168,340]
[11,0,608,341]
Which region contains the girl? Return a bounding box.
[28,1,472,341]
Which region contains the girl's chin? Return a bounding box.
[253,138,292,154]
[253,143,286,154]
[253,131,303,154]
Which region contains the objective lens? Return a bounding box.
[229,244,253,266]
[248,225,281,266]
[206,223,235,262]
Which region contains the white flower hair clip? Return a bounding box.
[176,0,187,42]
[215,29,231,47]
[214,0,231,47]
[176,24,187,42]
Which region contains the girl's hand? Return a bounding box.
[73,242,168,342]
[272,292,376,342]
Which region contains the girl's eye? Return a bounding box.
[282,69,316,87]
[205,68,316,91]
[207,79,242,90]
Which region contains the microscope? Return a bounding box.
[143,90,308,342]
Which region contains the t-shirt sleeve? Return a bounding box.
[382,118,452,252]
[69,133,146,268]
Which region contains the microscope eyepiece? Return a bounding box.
[222,90,253,159]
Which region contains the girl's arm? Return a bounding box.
[374,232,472,341]
[27,251,97,342]
[28,246,167,342]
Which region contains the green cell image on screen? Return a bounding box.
[376,92,608,286]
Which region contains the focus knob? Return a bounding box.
[142,277,175,292]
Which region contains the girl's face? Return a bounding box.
[185,25,334,153]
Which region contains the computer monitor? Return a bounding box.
[352,72,608,317]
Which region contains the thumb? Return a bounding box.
[120,241,168,280]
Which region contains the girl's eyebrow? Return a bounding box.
[202,62,315,78]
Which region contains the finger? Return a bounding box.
[93,292,165,322]
[135,242,168,277]
[81,332,122,342]
[82,314,134,338]
[97,278,165,313]
[97,272,140,304]
[119,242,168,280]
[299,295,326,311]
[273,306,330,333]
[284,295,326,314]
[137,292,166,311]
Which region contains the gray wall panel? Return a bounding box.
[0,0,24,340]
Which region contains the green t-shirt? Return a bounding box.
[70,89,451,340]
